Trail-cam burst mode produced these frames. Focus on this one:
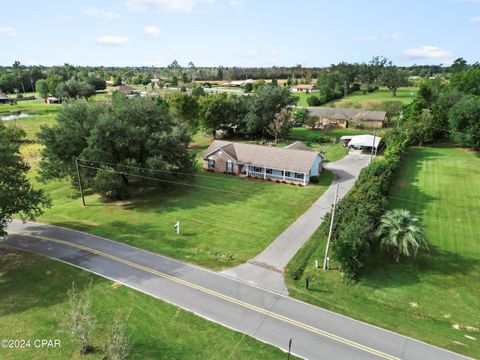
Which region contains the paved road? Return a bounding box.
[222,152,371,294]
[2,221,468,360]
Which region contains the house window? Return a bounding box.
[295,173,304,179]
[226,160,233,173]
[208,158,215,169]
[266,168,272,174]
[254,167,262,173]
[285,171,291,177]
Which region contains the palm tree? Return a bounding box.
[376,209,428,262]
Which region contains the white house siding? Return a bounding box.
[309,155,323,179]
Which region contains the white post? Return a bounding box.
[303,173,306,186]
[264,167,267,179]
[283,171,286,181]
[174,221,180,235]
[323,184,339,270]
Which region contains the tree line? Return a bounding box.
[0,58,464,95]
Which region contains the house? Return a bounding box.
[307,107,385,129]
[118,85,140,95]
[0,92,11,104]
[45,97,61,104]
[202,140,324,185]
[340,134,382,152]
[223,79,253,87]
[290,84,317,93]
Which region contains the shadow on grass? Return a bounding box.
[360,246,480,289]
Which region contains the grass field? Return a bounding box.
[286,146,480,358]
[0,250,290,359]
[293,87,417,107]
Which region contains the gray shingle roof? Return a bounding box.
[307,107,386,122]
[203,140,322,173]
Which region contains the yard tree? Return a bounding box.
[291,108,309,125]
[448,95,480,150]
[56,79,95,100]
[244,84,297,138]
[269,108,291,143]
[376,209,428,262]
[451,67,480,96]
[198,93,233,138]
[0,124,50,237]
[316,71,346,101]
[38,93,196,200]
[46,75,63,96]
[381,62,409,97]
[167,92,200,130]
[191,86,205,98]
[36,79,50,99]
[450,57,468,74]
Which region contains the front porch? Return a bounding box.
[243,165,308,185]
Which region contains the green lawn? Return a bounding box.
[2,114,57,141]
[285,146,480,358]
[0,250,289,359]
[293,87,417,108]
[25,142,332,270]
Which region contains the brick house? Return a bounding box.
[202,140,324,185]
[307,107,386,129]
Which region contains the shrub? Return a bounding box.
[307,95,323,106]
[309,176,319,184]
[104,314,131,360]
[65,283,95,355]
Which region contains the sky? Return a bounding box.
[0,0,479,67]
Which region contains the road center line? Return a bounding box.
[9,233,401,360]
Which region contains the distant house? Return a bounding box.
[290,84,317,93]
[118,85,140,95]
[202,140,324,186]
[307,107,385,129]
[105,80,114,86]
[340,134,382,152]
[0,92,11,104]
[45,97,61,104]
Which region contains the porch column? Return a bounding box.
[246,166,249,176]
[283,170,286,181]
[264,167,267,179]
[303,173,306,186]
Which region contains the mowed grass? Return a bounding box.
[25,143,332,270]
[0,250,290,360]
[293,87,417,107]
[289,127,371,140]
[2,114,57,141]
[286,146,480,358]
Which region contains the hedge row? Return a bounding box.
[286,127,410,280]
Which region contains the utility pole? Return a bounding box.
[370,130,377,163]
[75,159,86,207]
[323,184,339,270]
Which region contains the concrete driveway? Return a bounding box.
[221,151,372,294]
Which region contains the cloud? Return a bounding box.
[471,16,480,22]
[403,45,450,59]
[126,0,214,12]
[96,35,129,46]
[366,32,401,42]
[144,25,162,37]
[85,8,121,19]
[0,26,17,38]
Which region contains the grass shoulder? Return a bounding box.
[0,249,291,359]
[285,146,480,358]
